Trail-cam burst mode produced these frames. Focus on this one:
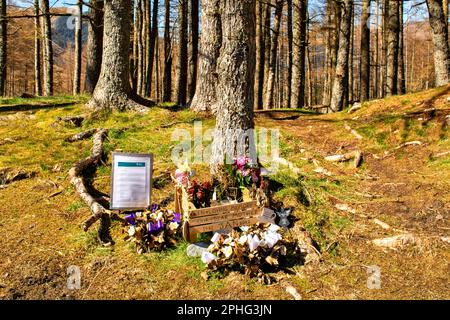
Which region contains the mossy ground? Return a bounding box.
[0,86,449,300]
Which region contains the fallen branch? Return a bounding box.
[344,123,363,140]
[325,150,363,168]
[0,168,36,186]
[371,233,419,250]
[55,115,85,127]
[68,129,112,239]
[65,128,99,142]
[383,141,423,158]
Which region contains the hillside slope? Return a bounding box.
[0,86,449,300]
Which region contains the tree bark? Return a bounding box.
[265,0,283,109]
[0,0,7,96]
[398,0,406,94]
[33,0,42,96]
[188,0,199,103]
[292,0,307,109]
[254,0,265,110]
[85,0,104,94]
[163,0,172,102]
[330,0,352,112]
[386,0,399,96]
[263,2,271,106]
[136,0,144,96]
[426,0,450,86]
[176,0,189,106]
[360,0,370,102]
[190,0,222,112]
[88,0,147,112]
[287,0,293,109]
[146,0,158,98]
[41,0,53,96]
[73,1,82,95]
[211,0,256,172]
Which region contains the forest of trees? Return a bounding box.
[1,0,450,113]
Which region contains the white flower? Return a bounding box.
[264,231,282,248]
[168,222,179,231]
[201,252,217,264]
[240,226,250,232]
[248,234,261,251]
[222,246,233,258]
[238,235,247,245]
[269,224,281,232]
[128,226,136,237]
[211,233,221,243]
[157,211,164,220]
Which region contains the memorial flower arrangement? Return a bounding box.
[174,161,194,187]
[200,224,300,284]
[123,205,183,253]
[227,156,261,189]
[187,180,214,208]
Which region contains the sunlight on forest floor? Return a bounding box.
[0,86,449,299]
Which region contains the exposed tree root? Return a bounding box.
[325,150,363,168]
[65,128,99,142]
[87,96,153,113]
[55,115,85,127]
[0,168,36,186]
[371,233,420,250]
[68,129,114,244]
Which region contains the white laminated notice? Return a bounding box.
[110,152,153,210]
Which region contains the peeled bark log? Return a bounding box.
[330,0,352,112]
[87,0,148,112]
[190,0,222,112]
[84,0,104,94]
[211,0,256,171]
[426,0,450,86]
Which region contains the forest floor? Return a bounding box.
[0,86,449,300]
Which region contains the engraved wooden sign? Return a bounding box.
[174,186,261,242]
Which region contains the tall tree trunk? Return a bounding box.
[444,0,448,23]
[131,4,138,93]
[176,0,188,106]
[163,0,172,102]
[427,0,450,86]
[88,0,147,111]
[374,0,379,98]
[380,0,387,96]
[292,0,307,109]
[263,2,271,106]
[33,0,42,96]
[254,0,265,110]
[188,0,199,102]
[146,0,158,98]
[0,0,6,96]
[85,0,104,94]
[136,0,144,96]
[360,0,371,102]
[190,0,222,112]
[287,0,293,108]
[265,0,283,109]
[73,1,83,95]
[398,1,406,94]
[41,0,53,96]
[330,0,352,112]
[348,5,354,103]
[211,0,256,173]
[385,0,399,96]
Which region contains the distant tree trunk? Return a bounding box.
[41,0,53,96]
[146,0,158,98]
[426,0,450,86]
[330,0,352,112]
[136,0,144,96]
[380,0,388,96]
[323,0,341,106]
[287,0,293,109]
[176,0,188,106]
[265,0,283,109]
[348,6,354,103]
[444,0,448,23]
[211,0,256,173]
[131,4,138,93]
[188,0,199,103]
[190,0,222,112]
[385,0,399,96]
[292,0,307,109]
[360,0,371,102]
[374,0,379,98]
[163,0,172,102]
[73,1,83,95]
[263,2,271,106]
[398,1,406,94]
[85,0,104,94]
[254,0,265,110]
[33,0,42,96]
[88,0,147,111]
[0,0,6,96]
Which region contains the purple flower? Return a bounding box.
[125,213,136,226]
[251,171,259,183]
[172,213,182,223]
[151,204,159,212]
[242,169,250,177]
[236,156,248,170]
[147,220,165,234]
